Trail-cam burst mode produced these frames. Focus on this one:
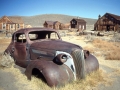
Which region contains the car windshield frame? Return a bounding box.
[28,30,61,41]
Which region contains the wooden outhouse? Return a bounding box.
[70,18,86,30]
[94,13,120,31]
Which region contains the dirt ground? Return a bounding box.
[0,31,120,90]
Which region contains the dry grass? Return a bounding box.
[0,36,12,68]
[0,37,11,54]
[0,55,108,90]
[0,53,14,68]
[0,38,11,43]
[92,39,120,60]
[63,70,109,90]
[46,70,110,90]
[2,67,109,90]
[0,53,109,90]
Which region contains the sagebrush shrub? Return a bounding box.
[0,53,14,68]
[93,39,120,60]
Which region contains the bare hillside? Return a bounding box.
[21,14,97,27]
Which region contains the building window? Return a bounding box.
[83,25,84,30]
[11,24,13,28]
[79,25,81,29]
[11,24,15,29]
[17,24,20,28]
[111,18,114,21]
[72,21,75,24]
[2,23,6,29]
[72,21,74,24]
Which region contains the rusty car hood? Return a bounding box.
[30,40,82,52]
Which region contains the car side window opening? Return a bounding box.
[28,31,59,41]
[14,33,26,43]
[50,32,59,39]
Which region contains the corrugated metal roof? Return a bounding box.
[8,16,24,23]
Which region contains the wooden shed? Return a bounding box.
[0,16,24,31]
[59,23,70,30]
[70,18,86,30]
[94,13,120,31]
[43,21,61,30]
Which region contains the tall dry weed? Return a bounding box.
[56,70,110,90]
[1,66,108,90]
[92,39,120,60]
[0,53,14,68]
[0,38,11,53]
[0,38,11,43]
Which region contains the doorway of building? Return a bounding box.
[107,25,110,31]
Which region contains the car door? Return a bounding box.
[12,33,28,68]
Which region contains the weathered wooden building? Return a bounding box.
[59,23,70,30]
[0,16,24,31]
[25,24,32,28]
[70,18,86,30]
[94,13,120,31]
[43,21,61,30]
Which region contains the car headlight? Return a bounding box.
[56,54,67,64]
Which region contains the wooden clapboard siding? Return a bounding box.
[0,16,24,31]
[70,18,86,30]
[43,21,61,30]
[94,13,120,31]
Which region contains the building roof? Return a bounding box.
[71,18,86,23]
[44,21,60,25]
[8,16,24,23]
[0,16,24,24]
[94,12,120,26]
[106,13,120,21]
[45,21,54,25]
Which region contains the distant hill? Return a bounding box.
[21,14,97,28]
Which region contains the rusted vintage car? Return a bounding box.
[5,28,99,87]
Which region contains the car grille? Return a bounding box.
[71,49,85,79]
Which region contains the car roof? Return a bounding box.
[14,27,57,33]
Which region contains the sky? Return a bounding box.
[0,0,119,19]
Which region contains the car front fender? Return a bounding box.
[25,59,74,87]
